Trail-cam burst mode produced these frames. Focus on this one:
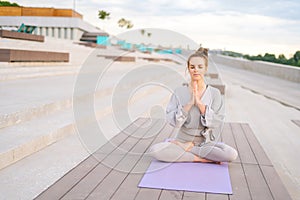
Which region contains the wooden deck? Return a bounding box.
[292,120,300,128]
[35,118,292,200]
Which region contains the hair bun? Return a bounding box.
[196,47,209,56]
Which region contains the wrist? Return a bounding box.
[197,103,206,114]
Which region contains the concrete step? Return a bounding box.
[0,80,172,199]
[0,69,79,81]
[0,56,183,170]
[0,77,176,171]
[0,133,89,200]
[0,60,182,129]
[0,108,75,170]
[0,64,181,199]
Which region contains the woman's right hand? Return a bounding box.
[191,81,198,105]
[184,81,197,113]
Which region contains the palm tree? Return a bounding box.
[98,10,110,20]
[98,10,110,31]
[118,18,133,29]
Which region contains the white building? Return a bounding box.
[0,7,106,41]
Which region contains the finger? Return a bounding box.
[193,81,198,91]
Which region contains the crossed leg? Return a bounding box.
[149,141,220,163]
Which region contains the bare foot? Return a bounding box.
[193,156,222,164]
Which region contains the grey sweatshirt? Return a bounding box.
[166,84,225,137]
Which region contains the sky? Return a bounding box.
[12,0,300,58]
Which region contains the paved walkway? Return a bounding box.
[213,61,300,200]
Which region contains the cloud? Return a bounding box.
[11,0,300,56]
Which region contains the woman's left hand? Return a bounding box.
[194,90,206,114]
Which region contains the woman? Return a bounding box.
[149,48,238,163]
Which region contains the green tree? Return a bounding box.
[98,10,110,30]
[118,18,133,29]
[98,10,110,20]
[243,54,250,60]
[278,54,287,64]
[223,49,300,68]
[147,32,152,37]
[140,29,145,35]
[262,53,276,62]
[287,58,296,66]
[0,1,20,6]
[293,51,300,63]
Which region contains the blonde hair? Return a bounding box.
[187,47,209,67]
[185,47,209,76]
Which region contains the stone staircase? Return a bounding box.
[0,38,185,169]
[0,36,188,199]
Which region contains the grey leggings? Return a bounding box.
[148,132,238,162]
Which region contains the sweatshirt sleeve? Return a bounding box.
[200,89,225,128]
[166,91,190,128]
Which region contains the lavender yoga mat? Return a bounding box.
[138,160,232,194]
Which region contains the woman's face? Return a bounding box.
[188,57,207,81]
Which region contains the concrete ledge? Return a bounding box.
[0,109,75,170]
[0,49,69,62]
[74,42,106,49]
[0,30,44,42]
[211,54,300,83]
[206,78,225,95]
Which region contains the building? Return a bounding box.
[0,6,107,41]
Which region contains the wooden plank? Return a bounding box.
[292,119,300,128]
[94,118,147,154]
[206,193,228,200]
[182,191,205,200]
[243,164,273,200]
[230,123,257,164]
[110,156,153,200]
[261,165,292,200]
[228,163,251,200]
[85,119,165,199]
[241,123,272,166]
[129,121,174,200]
[159,190,183,200]
[0,49,10,62]
[0,30,44,42]
[35,118,145,200]
[85,156,141,200]
[61,118,156,199]
[0,49,69,62]
[36,120,291,200]
[134,188,162,200]
[221,123,241,163]
[34,156,99,200]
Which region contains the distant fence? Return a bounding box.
[0,7,82,18]
[211,54,300,83]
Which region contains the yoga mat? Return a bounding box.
[138,160,232,194]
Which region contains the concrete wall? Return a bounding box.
[211,54,300,83]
